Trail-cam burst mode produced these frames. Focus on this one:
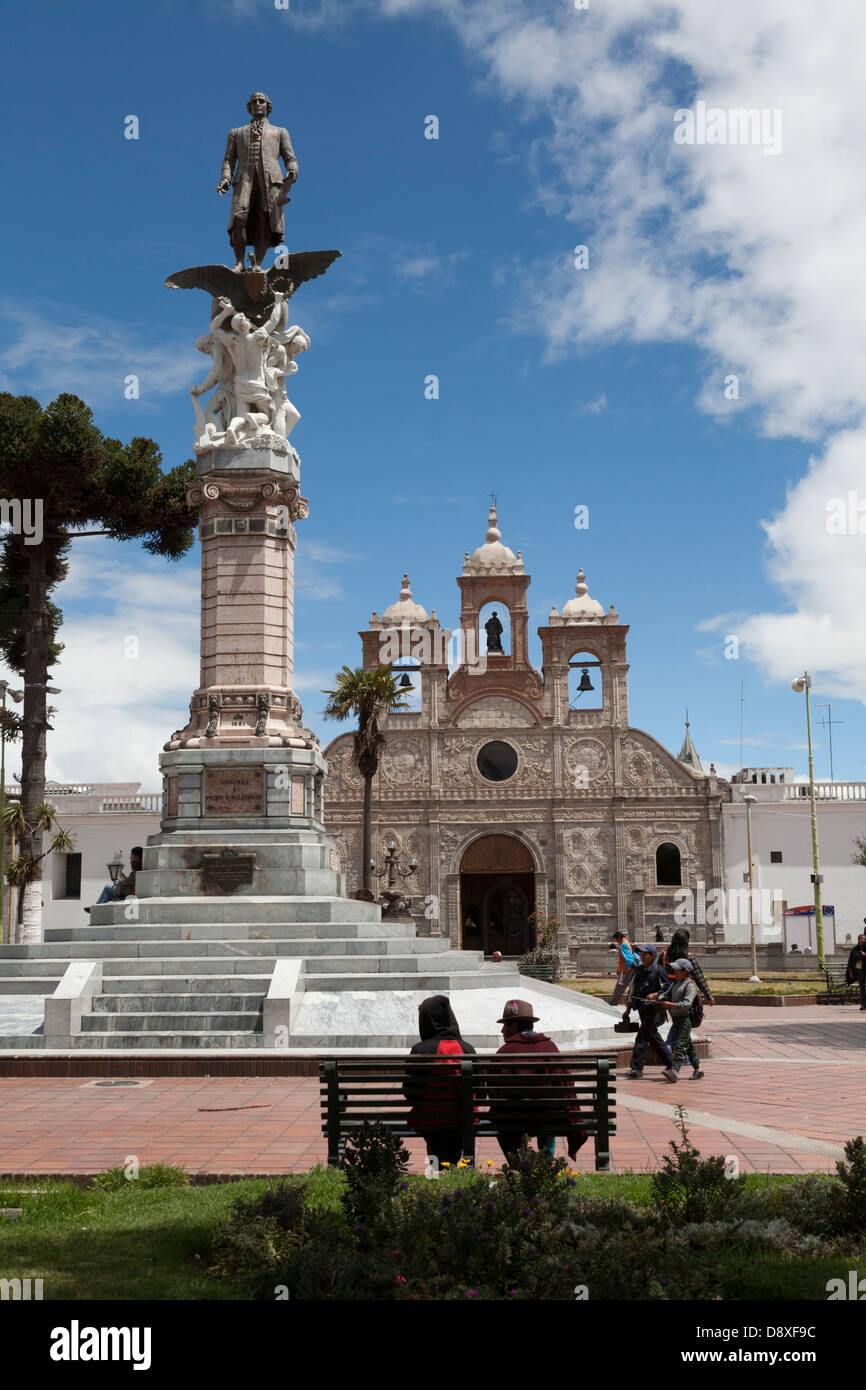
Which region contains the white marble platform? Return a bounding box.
[289,982,621,1050]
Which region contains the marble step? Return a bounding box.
[44,920,417,943]
[0,936,448,968]
[87,896,384,927]
[91,993,266,1013]
[303,967,519,992]
[299,951,483,975]
[33,1032,272,1049]
[80,1010,263,1033]
[98,974,273,993]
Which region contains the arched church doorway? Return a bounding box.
[459,834,536,956]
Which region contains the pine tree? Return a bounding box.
[0,392,196,941]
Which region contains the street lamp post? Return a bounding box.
[0,680,24,945]
[792,672,825,969]
[742,794,761,982]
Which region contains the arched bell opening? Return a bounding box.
[567,649,603,711]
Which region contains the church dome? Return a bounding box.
[561,569,605,622]
[381,573,429,625]
[462,506,524,575]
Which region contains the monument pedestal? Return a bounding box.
[153,438,342,896]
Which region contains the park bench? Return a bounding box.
[320,1052,616,1171]
[824,963,857,1000]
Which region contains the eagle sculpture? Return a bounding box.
[165,250,341,326]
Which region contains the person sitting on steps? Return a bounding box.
[84,847,142,915]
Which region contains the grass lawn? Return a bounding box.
[561,975,825,997]
[0,1168,838,1301]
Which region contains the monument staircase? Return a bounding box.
[0,895,521,1049]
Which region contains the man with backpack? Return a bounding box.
[610,929,637,1004]
[623,944,674,1078]
[647,958,705,1082]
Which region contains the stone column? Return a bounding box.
[145,438,340,900]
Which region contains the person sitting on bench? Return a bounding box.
[488,999,587,1162]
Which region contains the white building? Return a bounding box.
[721,770,866,951]
[39,783,161,930]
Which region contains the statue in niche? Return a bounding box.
[485,611,504,652]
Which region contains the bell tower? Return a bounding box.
[447,505,543,719]
[538,570,629,729]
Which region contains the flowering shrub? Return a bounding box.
[519,910,562,981]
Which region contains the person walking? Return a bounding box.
[623,945,674,1078]
[610,929,637,1004]
[846,930,866,1011]
[661,927,713,1047]
[649,959,705,1083]
[403,996,476,1167]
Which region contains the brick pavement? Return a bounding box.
[0,1006,861,1179]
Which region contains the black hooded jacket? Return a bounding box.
[402,996,476,1128]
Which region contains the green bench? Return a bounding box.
[824,963,857,1000]
[320,1052,616,1171]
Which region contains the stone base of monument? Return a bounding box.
[135,828,344,899]
[0,896,623,1051]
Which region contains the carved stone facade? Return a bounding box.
[324,509,729,960]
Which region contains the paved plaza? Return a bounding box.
[0,1005,861,1179]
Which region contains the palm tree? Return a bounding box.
[322,665,410,894]
[4,800,75,944]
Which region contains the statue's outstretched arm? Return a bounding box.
[262,292,286,335]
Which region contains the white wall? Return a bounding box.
[42,811,161,930]
[722,798,866,949]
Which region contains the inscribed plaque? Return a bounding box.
[204,767,265,816]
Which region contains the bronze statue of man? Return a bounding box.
[217,92,298,271]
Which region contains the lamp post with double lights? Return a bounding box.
[371,839,418,918]
[791,672,825,969]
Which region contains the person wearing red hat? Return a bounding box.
[487,1000,587,1161]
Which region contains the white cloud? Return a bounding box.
[1,543,199,788]
[577,392,607,416]
[373,0,866,702]
[0,304,199,408]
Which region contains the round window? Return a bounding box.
[476,740,518,782]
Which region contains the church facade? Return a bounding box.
[323,508,729,963]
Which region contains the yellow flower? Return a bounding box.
[442,1162,451,1168]
[486,1160,493,1167]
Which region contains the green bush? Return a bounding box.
[651,1108,746,1224]
[739,1176,847,1239]
[203,1121,866,1300]
[836,1135,866,1233]
[89,1163,191,1192]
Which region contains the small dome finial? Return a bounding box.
[485,505,501,545]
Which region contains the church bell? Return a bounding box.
[575,667,594,695]
[398,673,413,690]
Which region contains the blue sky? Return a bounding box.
[1,0,864,787]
